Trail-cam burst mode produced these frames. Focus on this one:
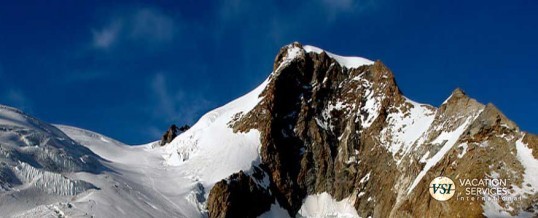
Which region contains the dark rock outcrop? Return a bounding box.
[179,124,191,132]
[230,42,406,216]
[160,124,179,146]
[207,167,273,218]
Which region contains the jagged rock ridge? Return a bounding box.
[207,42,538,217]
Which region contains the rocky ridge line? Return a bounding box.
[207,42,538,217]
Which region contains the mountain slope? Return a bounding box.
[0,70,271,217]
[54,125,201,218]
[0,109,205,218]
[0,105,104,216]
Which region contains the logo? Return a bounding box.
[429,176,456,201]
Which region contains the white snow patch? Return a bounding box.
[380,98,435,158]
[350,79,381,129]
[304,45,374,69]
[457,143,468,158]
[360,88,379,128]
[360,172,371,184]
[481,139,538,217]
[419,151,430,163]
[482,200,513,217]
[297,192,360,218]
[319,100,355,132]
[284,46,303,62]
[514,136,538,194]
[274,45,305,72]
[407,115,478,195]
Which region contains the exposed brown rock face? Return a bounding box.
[207,167,273,218]
[160,124,179,146]
[207,43,538,217]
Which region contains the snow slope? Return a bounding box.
[0,102,211,217]
[162,77,268,187]
[39,75,268,217]
[54,125,203,218]
[0,105,104,216]
[0,75,270,217]
[0,105,102,175]
[514,136,538,194]
[0,121,202,217]
[51,74,270,217]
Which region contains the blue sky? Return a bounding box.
[0,0,537,144]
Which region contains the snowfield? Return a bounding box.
[162,77,268,187]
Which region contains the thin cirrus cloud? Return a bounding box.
[214,0,376,46]
[91,8,178,50]
[0,65,32,111]
[217,0,372,23]
[150,73,177,121]
[92,21,121,49]
[2,89,33,112]
[149,73,213,126]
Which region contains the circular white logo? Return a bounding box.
[429,176,456,201]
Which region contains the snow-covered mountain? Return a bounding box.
[0,105,211,217]
[0,42,537,217]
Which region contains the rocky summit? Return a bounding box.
[207,42,538,217]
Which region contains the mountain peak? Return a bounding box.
[303,44,374,69]
[290,41,302,48]
[441,87,471,106]
[272,42,306,71]
[452,87,466,97]
[273,42,374,72]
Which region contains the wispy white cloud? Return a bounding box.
[146,73,214,139]
[130,9,176,44]
[92,20,121,49]
[319,0,377,20]
[2,89,33,112]
[214,0,376,47]
[145,125,166,140]
[0,64,32,111]
[205,0,379,80]
[151,73,176,120]
[149,73,213,124]
[91,8,178,50]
